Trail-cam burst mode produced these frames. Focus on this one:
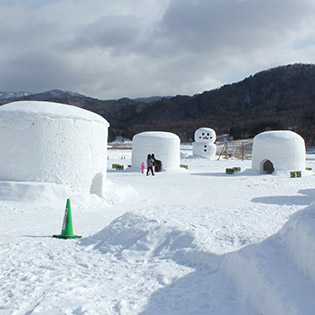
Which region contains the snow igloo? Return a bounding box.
[0,101,109,195]
[132,131,180,170]
[252,130,305,174]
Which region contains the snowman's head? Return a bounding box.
[194,127,216,143]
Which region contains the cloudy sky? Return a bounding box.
[1,0,315,99]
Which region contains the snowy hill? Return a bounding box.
[0,89,86,105]
[0,91,31,100]
[1,148,315,314]
[26,89,85,99]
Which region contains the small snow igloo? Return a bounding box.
[0,101,109,195]
[132,131,180,170]
[252,130,306,174]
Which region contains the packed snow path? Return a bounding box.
[0,153,315,314]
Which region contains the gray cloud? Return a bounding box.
[69,15,142,51]
[1,51,83,92]
[1,0,315,99]
[156,0,315,53]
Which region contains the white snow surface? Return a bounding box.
[1,146,315,314]
[0,101,109,125]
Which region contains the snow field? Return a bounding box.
[0,148,315,314]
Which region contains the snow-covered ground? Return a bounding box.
[1,146,315,314]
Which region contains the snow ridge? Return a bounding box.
[81,212,198,261]
[81,205,315,314]
[222,203,315,315]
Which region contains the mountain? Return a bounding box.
[134,96,172,103]
[1,64,315,145]
[0,89,85,104]
[0,91,31,100]
[26,89,85,99]
[122,64,315,144]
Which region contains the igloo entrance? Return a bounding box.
[262,160,274,174]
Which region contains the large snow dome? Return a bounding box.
[132,131,180,170]
[0,101,109,195]
[252,130,305,174]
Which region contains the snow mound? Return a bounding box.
[81,213,198,262]
[279,202,315,283]
[103,181,139,205]
[81,203,315,314]
[221,202,315,314]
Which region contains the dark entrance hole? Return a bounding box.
[263,160,274,174]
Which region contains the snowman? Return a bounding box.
[192,127,217,159]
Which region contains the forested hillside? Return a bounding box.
[1,64,315,145]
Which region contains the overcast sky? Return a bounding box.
[1,0,315,99]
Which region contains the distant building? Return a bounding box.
[0,101,109,196]
[252,130,305,174]
[132,131,180,170]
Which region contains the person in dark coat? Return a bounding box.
[146,154,155,176]
[151,154,162,172]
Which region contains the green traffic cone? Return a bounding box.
[53,199,82,239]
